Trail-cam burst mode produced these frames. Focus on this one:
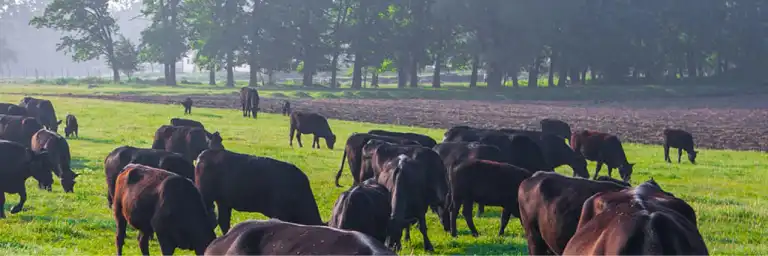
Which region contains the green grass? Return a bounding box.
[0,95,765,255]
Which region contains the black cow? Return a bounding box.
[195,149,323,233]
[64,114,78,138]
[0,140,53,218]
[0,103,27,116]
[433,142,506,173]
[368,130,437,148]
[19,97,61,132]
[204,219,395,255]
[289,111,336,149]
[505,130,589,178]
[328,178,391,243]
[540,118,571,141]
[31,129,77,192]
[281,100,291,116]
[335,133,418,187]
[442,126,550,172]
[239,87,260,118]
[170,118,205,129]
[0,114,44,147]
[181,97,193,115]
[151,125,223,161]
[571,130,635,182]
[663,128,698,164]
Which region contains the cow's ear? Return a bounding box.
[57,120,63,125]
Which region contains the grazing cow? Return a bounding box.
[508,130,589,178]
[0,103,27,116]
[204,219,395,255]
[328,178,391,243]
[289,111,336,149]
[104,146,195,208]
[442,126,550,172]
[170,118,205,129]
[433,142,506,173]
[239,87,260,118]
[369,129,437,148]
[181,97,193,115]
[64,114,78,138]
[540,118,571,141]
[113,164,216,255]
[446,160,531,238]
[31,130,77,192]
[0,140,53,218]
[517,171,629,255]
[664,128,698,164]
[335,133,419,187]
[18,97,61,132]
[563,179,707,255]
[195,149,323,233]
[151,125,223,161]
[376,155,434,251]
[281,100,291,116]
[0,114,43,147]
[571,130,635,182]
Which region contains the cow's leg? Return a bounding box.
[289,128,295,147]
[498,207,513,236]
[664,144,671,163]
[523,220,552,255]
[296,133,304,147]
[678,148,683,163]
[593,162,603,179]
[476,204,485,217]
[312,135,318,149]
[404,225,410,241]
[138,231,152,255]
[417,216,434,252]
[115,212,127,255]
[462,200,479,237]
[0,193,6,218]
[450,199,461,237]
[607,167,614,178]
[10,190,26,214]
[218,205,233,234]
[157,233,176,256]
[242,104,247,117]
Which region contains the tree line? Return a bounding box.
[22,0,768,88]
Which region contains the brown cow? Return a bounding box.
[204,219,395,255]
[18,97,61,132]
[64,114,78,138]
[289,111,336,149]
[181,97,193,115]
[195,149,323,234]
[0,114,43,147]
[151,125,223,161]
[563,179,707,255]
[664,128,698,164]
[571,130,635,182]
[517,171,629,255]
[239,87,260,118]
[31,129,78,192]
[104,146,195,208]
[0,140,53,218]
[328,178,391,243]
[368,129,437,148]
[0,103,27,116]
[335,133,419,187]
[446,160,531,238]
[540,118,571,141]
[113,164,216,255]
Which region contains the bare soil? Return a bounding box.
[38,93,768,151]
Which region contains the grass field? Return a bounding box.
[0,94,765,255]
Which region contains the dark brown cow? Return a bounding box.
[64,114,78,138]
[571,130,635,182]
[328,178,391,243]
[664,128,698,164]
[446,160,531,238]
[151,125,223,161]
[170,118,205,129]
[508,130,589,178]
[113,164,216,255]
[31,129,77,192]
[181,97,193,115]
[517,171,629,255]
[368,129,437,148]
[289,111,336,149]
[204,219,395,255]
[239,87,260,118]
[0,140,53,218]
[19,97,61,132]
[433,142,506,172]
[195,149,323,233]
[376,155,434,252]
[442,126,550,172]
[540,118,571,141]
[0,103,27,116]
[0,114,43,147]
[335,133,419,187]
[563,179,707,255]
[103,146,195,208]
[281,100,291,116]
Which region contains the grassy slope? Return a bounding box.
[0,95,764,255]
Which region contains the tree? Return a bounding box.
[113,36,141,79]
[0,37,17,75]
[140,0,188,86]
[30,0,122,82]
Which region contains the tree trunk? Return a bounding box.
[548,54,556,87]
[512,74,519,87]
[409,57,419,88]
[302,55,315,87]
[569,68,581,84]
[397,56,408,88]
[226,53,234,87]
[432,54,441,88]
[112,67,120,83]
[208,66,216,85]
[351,54,363,89]
[362,67,368,88]
[330,52,340,88]
[248,61,259,87]
[469,55,479,88]
[529,57,540,88]
[169,62,177,86]
[267,69,275,85]
[581,67,588,83]
[371,71,379,87]
[164,64,170,85]
[486,61,503,88]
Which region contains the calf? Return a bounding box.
[281,100,291,116]
[104,146,195,208]
[0,140,53,218]
[195,149,323,233]
[376,155,434,251]
[335,133,418,187]
[181,97,193,114]
[0,114,43,147]
[369,129,437,148]
[289,111,336,149]
[151,125,223,162]
[571,130,635,182]
[31,130,78,192]
[563,179,707,255]
[663,128,698,164]
[0,103,27,116]
[18,97,61,132]
[328,178,391,243]
[239,87,260,118]
[447,160,531,238]
[113,164,216,255]
[204,219,395,255]
[517,171,629,255]
[64,114,78,138]
[539,118,571,141]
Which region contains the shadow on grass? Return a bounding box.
[75,136,117,145]
[192,112,223,118]
[460,239,528,255]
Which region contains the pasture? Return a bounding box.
[0,93,765,255]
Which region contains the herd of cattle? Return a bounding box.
[0,89,709,255]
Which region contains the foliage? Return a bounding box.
[113,36,141,78]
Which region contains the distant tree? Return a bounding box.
[0,37,17,75]
[140,0,188,86]
[113,36,141,79]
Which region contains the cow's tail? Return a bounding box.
[335,149,347,187]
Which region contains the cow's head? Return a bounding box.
[207,131,224,150]
[61,172,78,193]
[28,149,54,191]
[688,150,698,164]
[325,134,337,150]
[618,163,635,183]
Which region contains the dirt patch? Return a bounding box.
[25,93,768,151]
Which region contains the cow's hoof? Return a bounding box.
[10,206,22,214]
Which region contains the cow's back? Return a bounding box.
[0,114,43,147]
[329,181,391,242]
[0,103,27,116]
